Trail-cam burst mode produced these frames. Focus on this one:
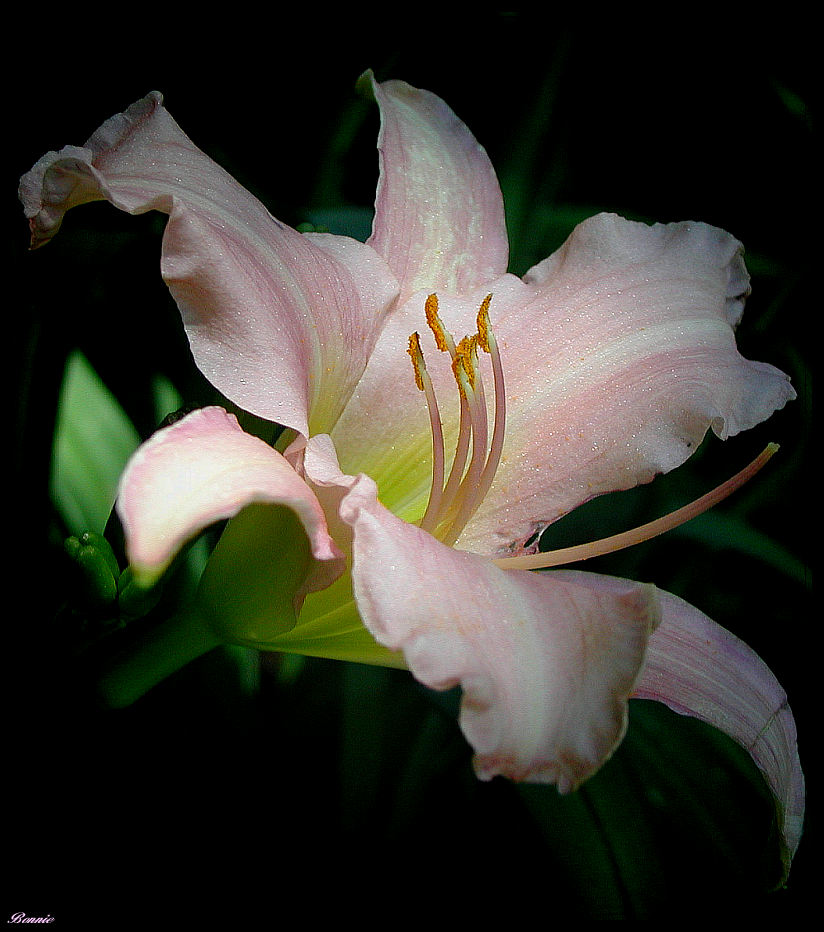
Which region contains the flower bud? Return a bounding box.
[63,531,120,610]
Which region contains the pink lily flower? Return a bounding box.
[21,72,803,878]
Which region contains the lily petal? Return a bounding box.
[364,72,509,305]
[467,215,795,554]
[333,214,795,554]
[304,435,660,791]
[20,92,399,437]
[116,407,343,597]
[632,588,804,882]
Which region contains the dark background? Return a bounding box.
[6,14,814,924]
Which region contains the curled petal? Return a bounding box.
[310,441,661,790]
[116,406,343,596]
[364,72,509,305]
[20,92,399,437]
[633,589,804,882]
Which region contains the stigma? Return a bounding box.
[408,293,505,546]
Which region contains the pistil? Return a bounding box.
[493,444,780,570]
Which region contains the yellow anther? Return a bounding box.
[407,332,426,391]
[453,334,479,390]
[476,294,493,353]
[425,293,451,353]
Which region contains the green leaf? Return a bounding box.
[51,351,141,535]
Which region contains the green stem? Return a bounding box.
[97,607,222,709]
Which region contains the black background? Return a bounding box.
[5,13,815,924]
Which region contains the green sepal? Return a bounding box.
[196,502,311,645]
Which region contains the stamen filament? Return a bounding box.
[425,295,471,526]
[412,293,508,545]
[439,296,505,544]
[439,351,488,545]
[439,403,472,521]
[472,297,506,515]
[408,333,446,532]
[492,444,779,571]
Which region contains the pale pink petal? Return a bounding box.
[364,72,509,306]
[330,216,794,553]
[460,215,795,555]
[339,214,792,556]
[633,588,804,881]
[303,437,660,791]
[20,92,398,437]
[116,407,343,597]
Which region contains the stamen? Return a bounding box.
[440,344,488,545]
[493,444,780,571]
[452,335,488,457]
[408,332,446,532]
[427,295,471,521]
[439,397,472,522]
[474,295,506,511]
[411,293,508,546]
[475,293,493,353]
[453,335,480,390]
[425,293,455,355]
[438,296,506,544]
[407,332,425,392]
